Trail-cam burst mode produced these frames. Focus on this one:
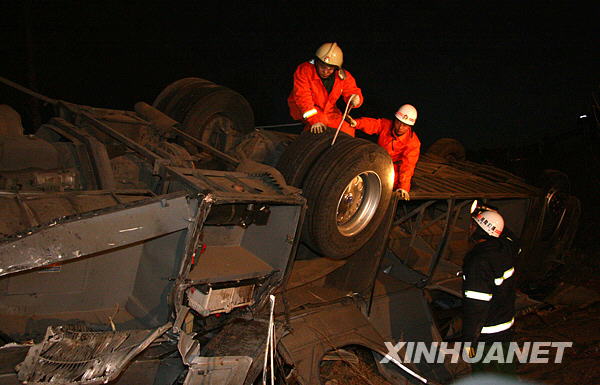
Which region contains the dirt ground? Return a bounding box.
[319,347,397,385]
[513,241,600,385]
[515,299,600,384]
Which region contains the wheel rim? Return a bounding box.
[200,114,237,153]
[542,188,568,240]
[336,171,382,236]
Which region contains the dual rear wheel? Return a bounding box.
[276,132,394,258]
[153,77,254,154]
[154,79,394,259]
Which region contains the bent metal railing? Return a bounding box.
[392,198,472,284]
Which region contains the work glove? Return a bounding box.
[310,122,327,134]
[345,115,357,128]
[398,189,410,200]
[349,94,360,107]
[464,346,476,358]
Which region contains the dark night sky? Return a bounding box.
[2,1,598,150]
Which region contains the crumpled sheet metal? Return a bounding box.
[177,324,253,385]
[183,356,253,385]
[17,323,171,385]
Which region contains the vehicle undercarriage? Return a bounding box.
[0,76,580,385]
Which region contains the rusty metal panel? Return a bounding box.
[411,154,539,200]
[167,167,305,205]
[0,191,152,236]
[0,136,61,172]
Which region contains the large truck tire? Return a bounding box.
[275,130,353,188]
[426,138,466,161]
[152,78,212,112]
[152,78,254,153]
[301,138,394,258]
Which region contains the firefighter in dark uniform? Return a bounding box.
[462,205,518,374]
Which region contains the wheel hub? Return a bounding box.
[201,114,237,153]
[336,171,382,237]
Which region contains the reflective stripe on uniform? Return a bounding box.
[302,108,318,119]
[481,317,515,334]
[464,290,493,301]
[494,267,515,286]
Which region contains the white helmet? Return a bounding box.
[395,104,417,126]
[472,210,504,238]
[315,42,343,68]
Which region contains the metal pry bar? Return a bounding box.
[331,99,353,146]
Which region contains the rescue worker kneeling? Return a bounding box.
[352,104,420,200]
[287,42,363,136]
[462,205,518,375]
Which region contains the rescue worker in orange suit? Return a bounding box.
[462,205,518,375]
[352,104,420,200]
[287,42,363,137]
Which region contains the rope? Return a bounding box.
[262,295,276,385]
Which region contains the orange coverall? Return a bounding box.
[355,117,421,191]
[287,61,363,137]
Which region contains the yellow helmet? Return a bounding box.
[315,42,343,68]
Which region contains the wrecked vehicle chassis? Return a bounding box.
[0,78,308,385]
[0,77,580,385]
[0,77,402,385]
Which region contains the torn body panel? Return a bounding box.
[17,324,172,385]
[0,163,304,385]
[184,356,253,385]
[277,299,433,385]
[0,192,194,277]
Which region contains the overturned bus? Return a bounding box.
[0,77,579,384]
